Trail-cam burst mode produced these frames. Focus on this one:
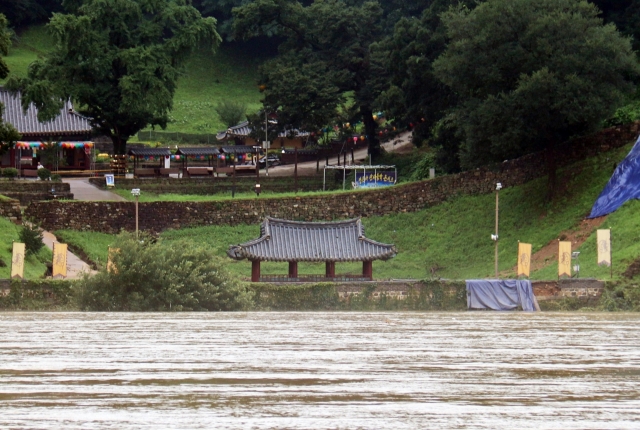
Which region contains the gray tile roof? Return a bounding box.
[221,145,257,154]
[216,120,310,140]
[128,147,171,156]
[176,146,220,156]
[0,88,92,136]
[227,217,397,262]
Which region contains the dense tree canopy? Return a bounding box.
[0,14,21,151]
[233,0,386,159]
[432,0,639,193]
[8,0,220,154]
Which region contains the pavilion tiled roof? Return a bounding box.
[128,147,171,157]
[0,88,92,137]
[227,217,397,262]
[176,146,220,156]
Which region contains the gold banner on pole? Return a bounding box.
[11,242,25,279]
[597,229,611,267]
[52,243,68,278]
[517,242,532,278]
[558,241,572,278]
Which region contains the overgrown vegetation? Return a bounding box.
[0,217,50,279]
[75,233,253,311]
[18,224,44,255]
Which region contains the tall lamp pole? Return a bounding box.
[131,188,140,239]
[492,182,502,278]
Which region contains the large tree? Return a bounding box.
[432,0,639,195]
[8,0,220,154]
[233,0,386,159]
[0,14,21,152]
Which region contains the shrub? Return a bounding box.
[37,168,51,181]
[19,224,45,255]
[76,233,253,311]
[51,174,62,182]
[215,99,247,128]
[1,167,18,178]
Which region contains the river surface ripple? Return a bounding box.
[0,312,639,429]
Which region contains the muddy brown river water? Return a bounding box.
[1,312,639,429]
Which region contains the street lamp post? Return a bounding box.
[492,182,502,278]
[265,110,269,177]
[131,188,140,239]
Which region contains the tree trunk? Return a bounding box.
[111,135,127,155]
[360,106,380,163]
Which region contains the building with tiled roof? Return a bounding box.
[216,120,311,150]
[0,87,94,170]
[0,88,92,138]
[228,217,397,282]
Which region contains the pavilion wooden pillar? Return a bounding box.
[325,261,335,278]
[251,260,261,282]
[288,261,298,278]
[363,260,373,280]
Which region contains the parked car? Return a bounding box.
[259,155,280,166]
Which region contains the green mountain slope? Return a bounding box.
[2,26,267,134]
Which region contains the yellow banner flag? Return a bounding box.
[107,247,119,274]
[52,243,68,278]
[11,242,25,279]
[597,229,611,267]
[517,242,532,277]
[558,241,572,278]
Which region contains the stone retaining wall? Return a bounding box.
[0,181,73,206]
[24,122,640,233]
[0,197,21,221]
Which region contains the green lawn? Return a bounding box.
[46,142,640,281]
[0,217,51,279]
[2,26,268,135]
[55,229,116,269]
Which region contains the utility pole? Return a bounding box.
[494,182,502,278]
[265,110,269,177]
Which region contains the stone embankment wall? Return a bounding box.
[0,197,21,221]
[0,181,73,206]
[25,122,640,233]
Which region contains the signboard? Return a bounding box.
[354,171,396,188]
[517,242,532,278]
[558,241,572,278]
[52,243,68,278]
[11,243,25,279]
[105,174,115,187]
[597,229,611,267]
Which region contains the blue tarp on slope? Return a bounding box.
[466,280,537,311]
[588,135,640,218]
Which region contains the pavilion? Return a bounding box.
[227,217,397,282]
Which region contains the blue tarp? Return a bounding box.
[588,135,640,218]
[466,280,537,311]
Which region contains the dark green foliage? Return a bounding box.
[233,0,386,160]
[214,99,247,127]
[8,0,221,154]
[37,167,51,181]
[598,281,640,312]
[76,233,253,311]
[1,167,18,178]
[433,0,640,193]
[50,174,61,182]
[19,224,44,255]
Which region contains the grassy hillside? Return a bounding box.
[51,141,640,281]
[0,216,51,279]
[2,26,268,134]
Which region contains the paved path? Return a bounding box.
[41,231,96,279]
[64,178,126,201]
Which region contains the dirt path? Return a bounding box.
[502,216,608,276]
